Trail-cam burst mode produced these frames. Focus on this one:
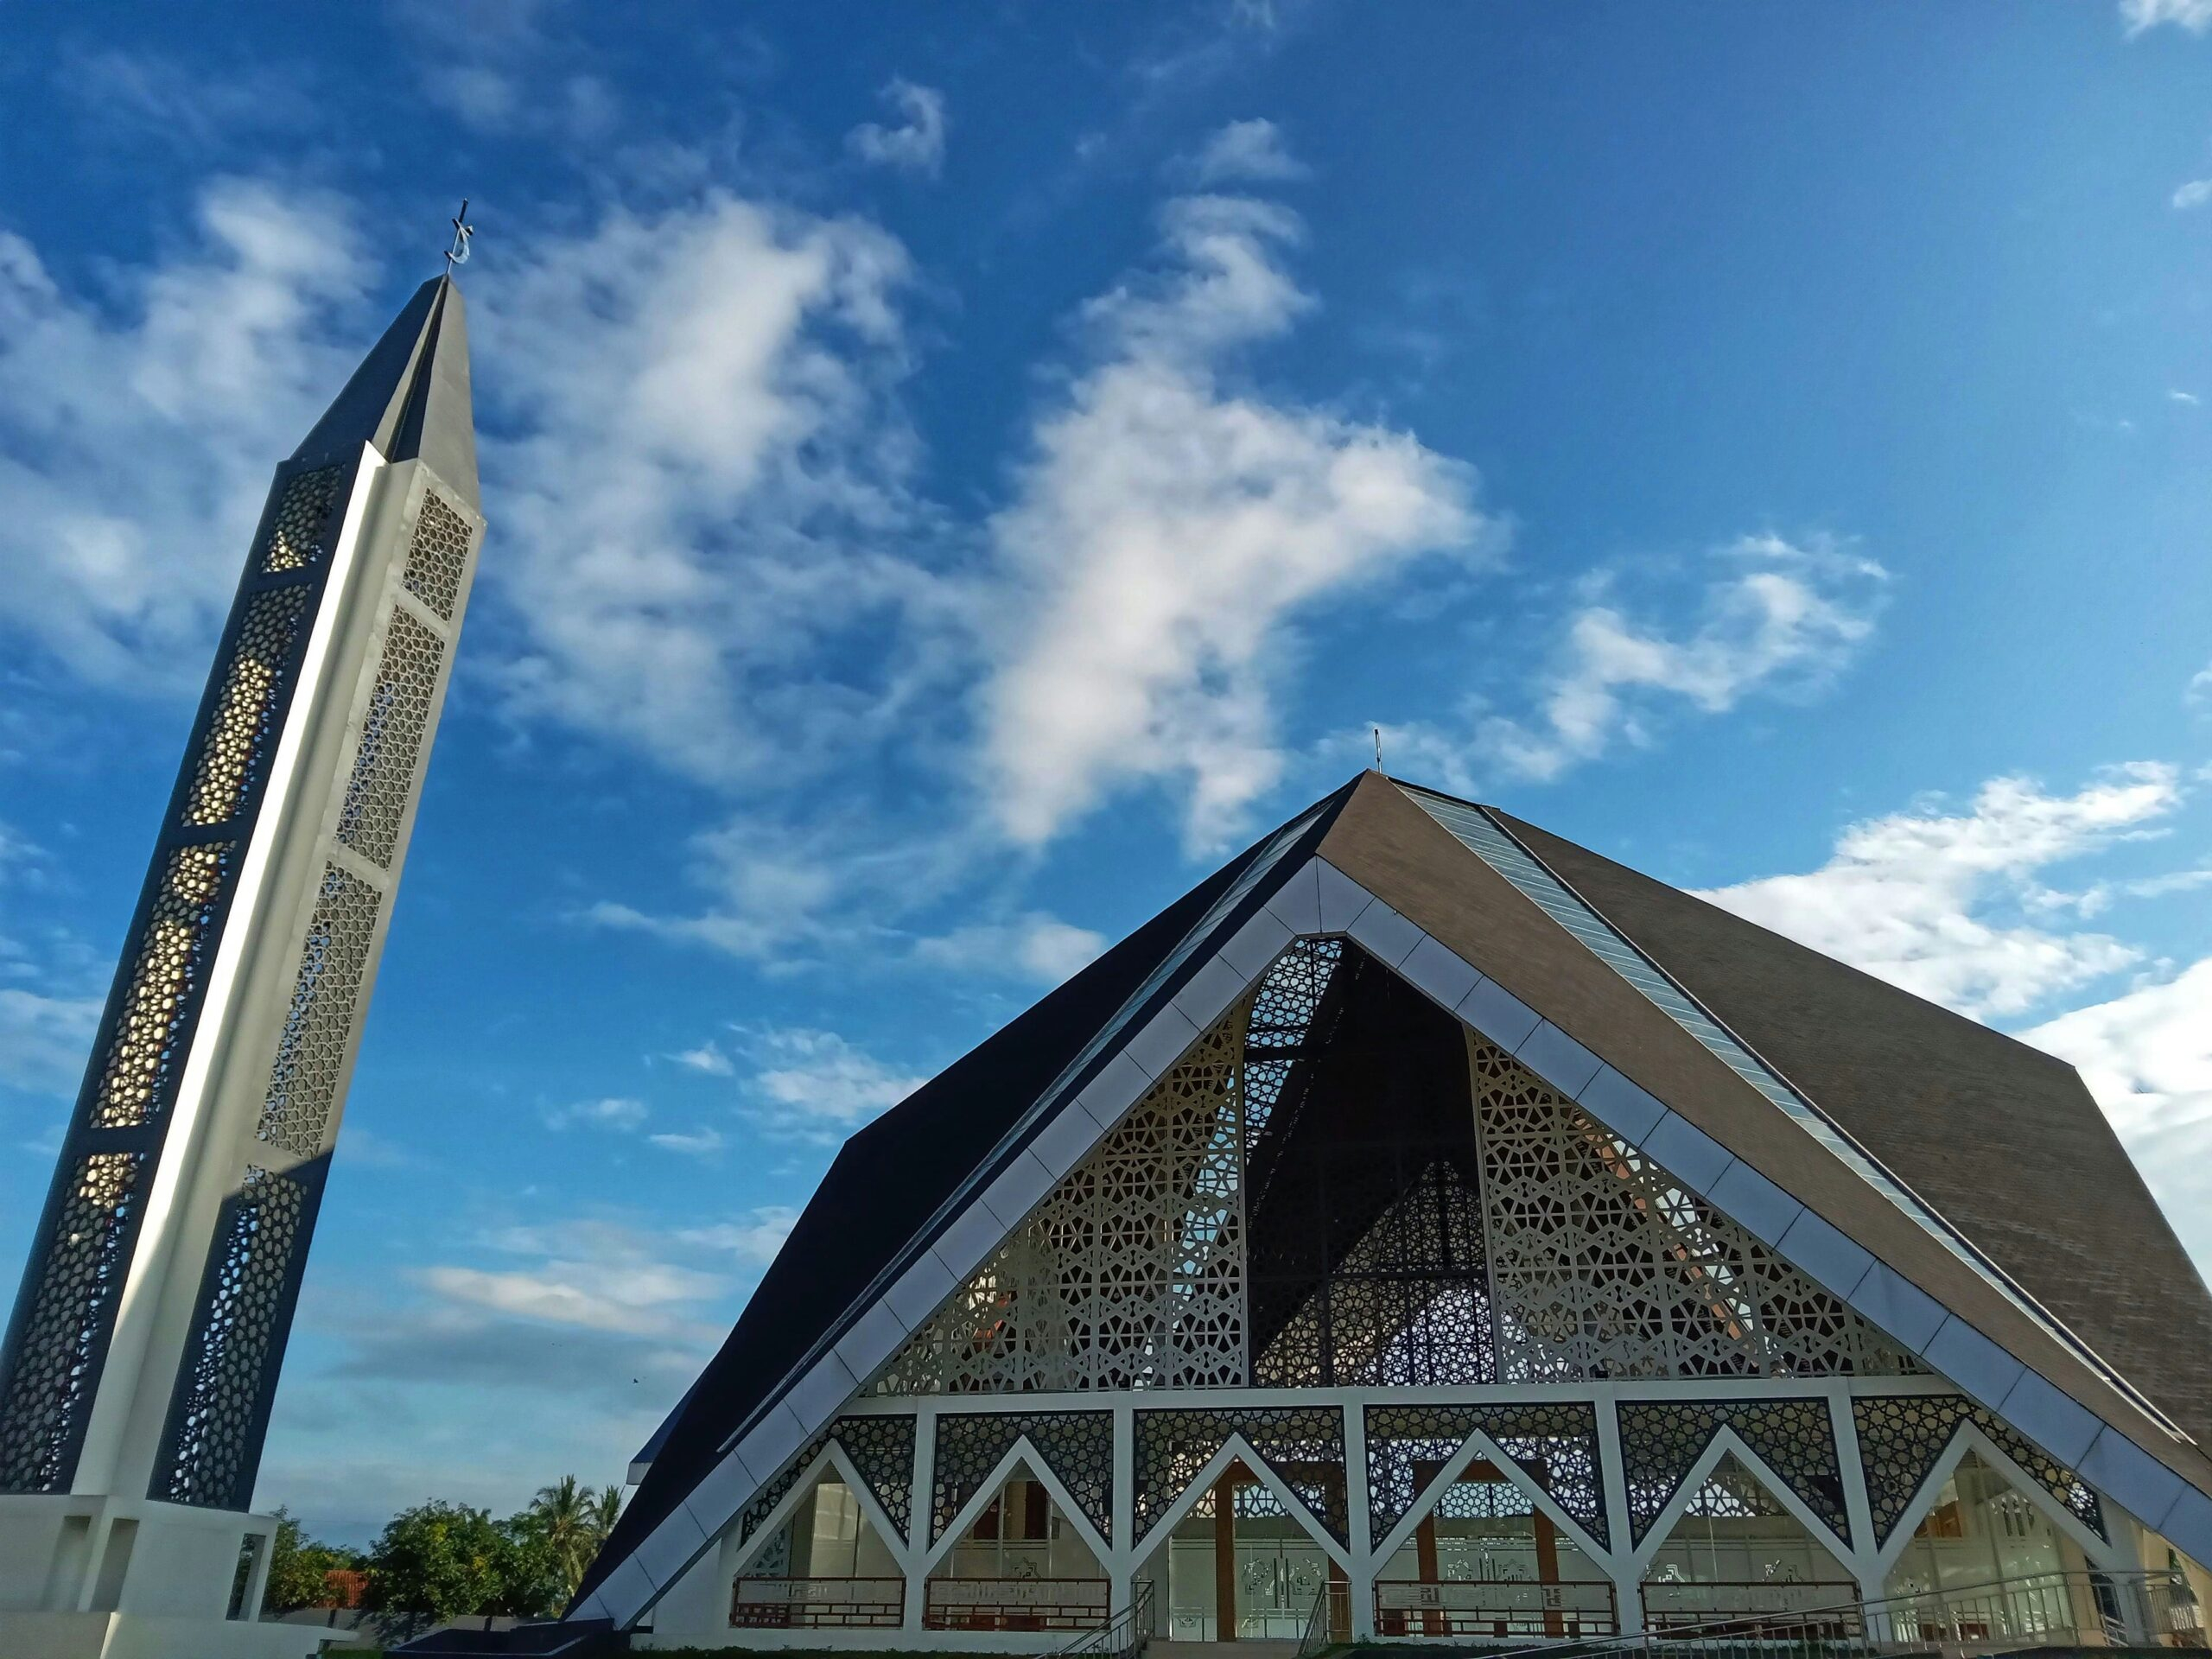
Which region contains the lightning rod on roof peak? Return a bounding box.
[445,198,474,270]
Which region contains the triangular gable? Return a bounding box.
[1313,776,2212,1546]
[928,1409,1114,1548]
[1363,1401,1609,1556]
[1851,1393,2103,1551]
[1617,1398,1850,1550]
[581,772,2212,1627]
[1132,1407,1351,1551]
[1501,808,2212,1457]
[732,1414,916,1555]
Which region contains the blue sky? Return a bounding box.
[2,0,2210,1543]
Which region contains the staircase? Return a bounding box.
[1147,1643,1304,1659]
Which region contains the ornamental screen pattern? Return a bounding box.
[91,842,236,1129]
[401,491,474,621]
[872,988,1257,1395]
[0,1153,145,1491]
[156,1167,308,1507]
[181,588,309,829]
[1134,1406,1348,1547]
[257,466,340,574]
[737,1415,918,1547]
[1617,1398,1850,1547]
[335,607,445,869]
[931,1410,1114,1544]
[1363,1402,1607,1552]
[257,865,384,1159]
[1473,1037,1914,1382]
[1852,1394,2103,1548]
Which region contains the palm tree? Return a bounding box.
[527,1476,597,1598]
[588,1484,623,1551]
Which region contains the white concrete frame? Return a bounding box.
[601,850,2212,1635]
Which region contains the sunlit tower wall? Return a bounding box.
[0,273,481,1638]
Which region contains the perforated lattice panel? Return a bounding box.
[931,1410,1115,1544]
[1473,1036,1913,1382]
[91,842,235,1128]
[157,1167,308,1507]
[257,466,340,574]
[1134,1406,1348,1546]
[335,607,445,869]
[1363,1402,1607,1552]
[1617,1397,1850,1547]
[873,990,1253,1395]
[257,865,383,1158]
[1853,1393,2103,1546]
[737,1415,918,1546]
[181,588,309,828]
[0,1153,145,1492]
[401,491,474,620]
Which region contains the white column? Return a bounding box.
[904,1408,936,1632]
[1110,1402,1136,1626]
[1595,1393,1643,1635]
[1344,1399,1375,1641]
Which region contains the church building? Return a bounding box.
[573,772,2212,1652]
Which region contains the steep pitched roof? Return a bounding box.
[577,783,1354,1605]
[576,772,2212,1619]
[1497,808,2212,1450]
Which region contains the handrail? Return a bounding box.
[1506,1567,2205,1659]
[1057,1576,1154,1659]
[1296,1577,1350,1659]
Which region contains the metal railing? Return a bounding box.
[1297,1578,1352,1659]
[1058,1576,1155,1659]
[1503,1569,2206,1659]
[728,1576,904,1629]
[1376,1578,1620,1640]
[926,1577,1112,1631]
[1641,1579,1861,1636]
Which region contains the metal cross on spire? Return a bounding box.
[445,198,474,270]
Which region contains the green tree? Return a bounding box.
[523,1475,596,1600]
[495,1513,568,1618]
[362,1500,514,1619]
[263,1509,357,1613]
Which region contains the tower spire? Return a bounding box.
[0,268,487,1649]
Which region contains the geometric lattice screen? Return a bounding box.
[1852,1394,2104,1548]
[1134,1406,1350,1547]
[930,1410,1114,1545]
[738,1416,918,1549]
[870,933,1913,1401]
[1363,1401,1609,1552]
[156,1167,310,1507]
[1617,1397,1851,1548]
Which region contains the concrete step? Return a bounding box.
[1148,1641,1304,1659]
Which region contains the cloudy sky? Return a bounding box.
[1,1,2209,1543]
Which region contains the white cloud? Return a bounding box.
[666,1040,734,1076]
[0,178,370,689]
[0,987,101,1097]
[1370,535,1886,794]
[677,1205,799,1268]
[543,1096,648,1131]
[2190,662,2212,709]
[2173,390,2203,405]
[912,912,1106,982]
[980,193,1480,849]
[2173,178,2212,210]
[477,188,945,787]
[1185,118,1309,185]
[646,1125,726,1158]
[739,1026,925,1138]
[1700,765,2183,1019]
[2125,0,2212,34]
[2025,961,2212,1272]
[846,78,949,176]
[415,1220,726,1340]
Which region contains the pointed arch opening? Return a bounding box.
[728,1460,905,1630]
[1638,1451,1856,1635]
[924,1455,1108,1632]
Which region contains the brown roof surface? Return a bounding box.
[1497,808,2212,1452]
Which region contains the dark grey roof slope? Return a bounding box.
[1498,810,2212,1451]
[575,783,1353,1606]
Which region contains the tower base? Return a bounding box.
[0,1493,327,1657]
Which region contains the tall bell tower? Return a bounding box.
[0,270,483,1654]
